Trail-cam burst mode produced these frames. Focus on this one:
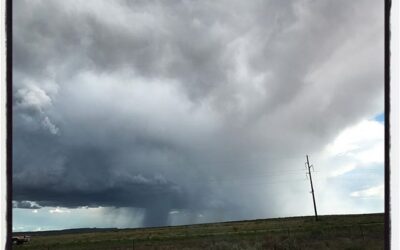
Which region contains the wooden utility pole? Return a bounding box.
[306,155,318,221]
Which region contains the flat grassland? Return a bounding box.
[13,213,384,250]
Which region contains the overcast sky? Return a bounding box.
[12,0,384,231]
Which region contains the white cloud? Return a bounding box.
[49,207,71,214]
[15,85,52,112]
[351,142,384,165]
[42,116,59,135]
[329,163,357,177]
[314,118,384,215]
[324,119,384,177]
[350,184,384,199]
[326,120,383,156]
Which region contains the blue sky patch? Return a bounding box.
[374,113,384,123]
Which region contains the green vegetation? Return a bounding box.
[13,213,384,250]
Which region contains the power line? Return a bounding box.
[205,169,307,182]
[207,177,308,186]
[193,155,307,167]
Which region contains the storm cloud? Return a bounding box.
[13,0,383,228]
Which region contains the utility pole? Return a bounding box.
[306,155,318,221]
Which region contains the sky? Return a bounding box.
[12,0,384,232]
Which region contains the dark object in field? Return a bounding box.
[12,235,31,245]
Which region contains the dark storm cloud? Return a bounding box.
[13,0,383,226]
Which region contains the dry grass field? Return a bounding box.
[12,213,384,250]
